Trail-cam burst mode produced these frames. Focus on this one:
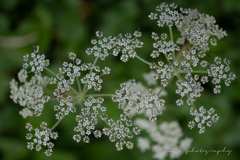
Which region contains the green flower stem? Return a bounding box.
[51,116,64,131]
[44,66,56,76]
[180,71,208,74]
[80,100,83,110]
[84,94,115,97]
[189,43,197,53]
[75,96,83,110]
[76,76,82,94]
[97,114,111,128]
[135,54,163,70]
[71,97,79,105]
[135,55,150,65]
[169,26,175,61]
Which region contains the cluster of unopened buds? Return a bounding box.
[10,2,235,159]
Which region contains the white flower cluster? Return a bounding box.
[149,3,227,50]
[111,71,167,120]
[147,2,234,102]
[10,75,49,117]
[86,30,143,63]
[188,106,219,134]
[10,47,50,118]
[72,94,141,150]
[118,73,193,159]
[25,122,58,157]
[9,2,235,158]
[135,119,193,160]
[145,3,235,134]
[19,108,33,118]
[112,79,166,122]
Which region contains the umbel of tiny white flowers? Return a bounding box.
[146,2,235,134]
[127,75,193,159]
[135,119,193,159]
[9,2,236,157]
[10,44,142,156]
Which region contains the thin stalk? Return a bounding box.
[44,67,56,76]
[180,71,208,74]
[76,76,82,94]
[135,54,163,70]
[135,55,150,65]
[169,26,175,61]
[51,117,64,131]
[85,94,115,97]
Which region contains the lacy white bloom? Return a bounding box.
[188,106,219,134]
[112,78,167,122]
[9,79,19,103]
[137,137,150,152]
[180,137,193,151]
[135,118,193,160]
[169,146,182,159]
[9,2,235,157]
[10,76,48,105]
[19,108,33,118]
[152,145,168,160]
[143,71,158,85]
[18,69,28,83]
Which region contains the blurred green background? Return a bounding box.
[0,0,240,160]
